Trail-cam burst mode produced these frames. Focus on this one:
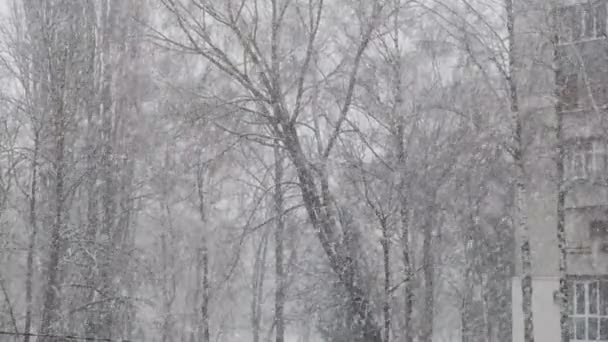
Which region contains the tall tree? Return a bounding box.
[156,1,386,340]
[33,2,81,337]
[505,0,535,341]
[274,141,286,342]
[195,150,211,342]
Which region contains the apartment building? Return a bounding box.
[513,0,608,341]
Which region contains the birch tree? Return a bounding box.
[155,1,388,340]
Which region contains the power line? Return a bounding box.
[0,330,133,342]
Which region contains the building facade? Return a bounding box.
[513,0,608,341]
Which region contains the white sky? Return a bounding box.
[0,1,7,15]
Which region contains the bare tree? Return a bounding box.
[155,1,387,340]
[505,1,535,340]
[274,141,286,342]
[195,150,211,342]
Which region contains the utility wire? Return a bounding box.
[0,330,133,342]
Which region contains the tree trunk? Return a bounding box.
[553,30,569,342]
[275,3,382,338]
[483,283,491,342]
[420,221,434,342]
[201,243,210,342]
[23,131,39,342]
[381,218,391,342]
[252,232,269,342]
[505,0,535,341]
[274,142,286,342]
[161,234,171,342]
[22,2,67,340]
[401,205,413,342]
[99,0,118,337]
[390,2,413,340]
[193,246,202,341]
[461,297,467,342]
[21,2,45,339]
[39,72,67,342]
[193,242,209,342]
[516,151,534,342]
[159,207,177,342]
[281,126,383,342]
[196,158,210,342]
[83,0,100,335]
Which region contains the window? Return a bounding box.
[557,1,607,44]
[590,71,608,107]
[558,5,582,43]
[567,142,592,180]
[591,220,608,238]
[591,141,607,178]
[594,1,607,37]
[566,140,608,181]
[585,3,595,38]
[583,2,607,38]
[558,73,579,111]
[570,279,608,341]
[573,150,589,180]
